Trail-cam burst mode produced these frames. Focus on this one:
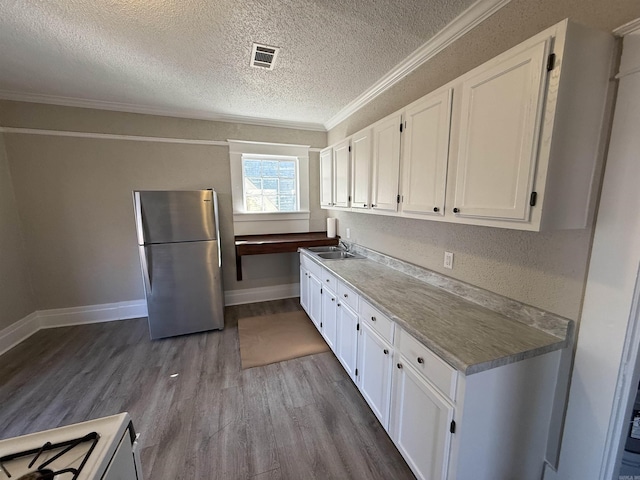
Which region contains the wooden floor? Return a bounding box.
[0,299,415,479]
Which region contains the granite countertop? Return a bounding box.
[300,249,571,375]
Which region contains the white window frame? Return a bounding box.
[229,140,310,235]
[241,154,300,213]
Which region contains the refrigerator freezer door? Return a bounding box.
[142,240,224,339]
[136,190,216,244]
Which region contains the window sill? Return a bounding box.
[233,211,310,222]
[232,211,311,236]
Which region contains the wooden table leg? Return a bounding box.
[236,251,243,281]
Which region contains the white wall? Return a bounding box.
[0,101,326,312]
[549,26,640,479]
[0,132,35,329]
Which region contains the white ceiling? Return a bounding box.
[0,0,485,130]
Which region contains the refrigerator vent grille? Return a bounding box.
[251,43,279,70]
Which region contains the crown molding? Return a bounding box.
[614,18,640,37]
[0,126,323,152]
[0,90,327,132]
[323,0,511,131]
[0,126,229,146]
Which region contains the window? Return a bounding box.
[228,140,310,235]
[242,156,298,212]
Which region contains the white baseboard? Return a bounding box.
[0,300,147,356]
[38,300,147,329]
[1,284,301,355]
[0,312,40,356]
[224,283,300,306]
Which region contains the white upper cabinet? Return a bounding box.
[371,113,402,212]
[320,139,351,209]
[351,127,372,210]
[446,20,613,230]
[333,138,351,208]
[400,88,453,217]
[451,39,550,222]
[320,146,333,208]
[325,20,613,231]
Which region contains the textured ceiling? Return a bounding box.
[0,0,477,128]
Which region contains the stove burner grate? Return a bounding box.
[0,431,100,479]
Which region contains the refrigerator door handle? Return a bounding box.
[139,245,152,293]
[212,191,222,267]
[133,191,145,245]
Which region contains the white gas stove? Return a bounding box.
[0,413,142,480]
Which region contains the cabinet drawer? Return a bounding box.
[321,268,337,291]
[300,253,322,278]
[338,282,359,311]
[397,327,457,401]
[360,300,394,344]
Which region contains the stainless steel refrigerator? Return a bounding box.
[133,189,224,339]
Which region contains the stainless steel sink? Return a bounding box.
[307,246,342,253]
[316,251,364,260]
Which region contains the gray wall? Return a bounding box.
[0,132,35,328]
[0,101,326,311]
[327,0,640,321]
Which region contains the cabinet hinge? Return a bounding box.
[530,191,537,206]
[397,194,401,204]
[547,53,556,72]
[356,323,360,331]
[355,368,358,376]
[450,420,456,434]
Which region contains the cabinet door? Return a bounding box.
[320,147,334,207]
[372,113,402,212]
[308,273,323,331]
[333,139,351,208]
[452,39,550,221]
[390,359,454,480]
[336,302,358,382]
[299,266,309,314]
[321,287,337,350]
[351,128,372,210]
[401,89,452,216]
[358,322,394,430]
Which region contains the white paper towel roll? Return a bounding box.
[327,217,336,238]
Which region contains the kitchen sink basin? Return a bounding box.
[316,251,364,260]
[307,246,342,253]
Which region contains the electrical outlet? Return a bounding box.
[444,251,454,269]
[346,228,351,239]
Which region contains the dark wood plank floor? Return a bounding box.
[0,298,415,479]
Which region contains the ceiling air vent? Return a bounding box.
[251,43,279,70]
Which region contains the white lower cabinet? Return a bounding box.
[390,358,454,480]
[335,301,358,382]
[321,286,337,349]
[299,266,309,313]
[307,273,322,331]
[299,253,562,480]
[357,322,394,429]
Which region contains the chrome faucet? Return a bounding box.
[339,240,350,252]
